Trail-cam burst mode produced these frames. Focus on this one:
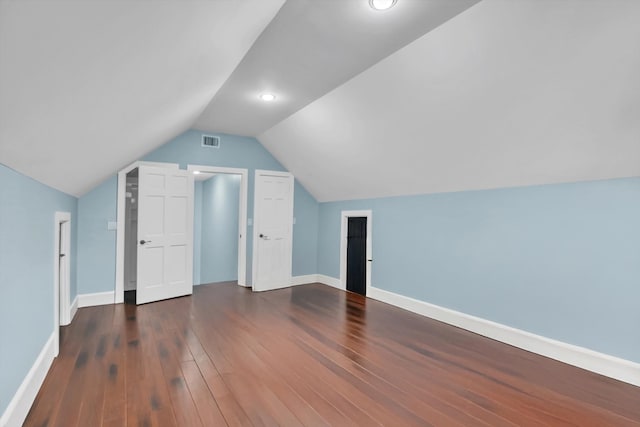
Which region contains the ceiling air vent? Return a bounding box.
[201,135,221,148]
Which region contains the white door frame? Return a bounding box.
[340,210,373,295]
[187,165,249,287]
[252,170,294,291]
[115,161,179,303]
[53,211,71,356]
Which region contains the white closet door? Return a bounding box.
[136,165,193,304]
[253,170,294,292]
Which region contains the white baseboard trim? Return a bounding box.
[0,332,56,427]
[291,274,320,286]
[316,274,343,290]
[77,291,115,308]
[69,295,79,323]
[254,275,330,291]
[256,274,342,289]
[367,286,640,387]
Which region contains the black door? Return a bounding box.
[346,217,367,296]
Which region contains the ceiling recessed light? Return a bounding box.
[193,171,201,175]
[369,0,397,11]
[259,93,276,102]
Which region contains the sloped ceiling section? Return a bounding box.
[195,0,480,137]
[0,0,285,196]
[259,0,640,202]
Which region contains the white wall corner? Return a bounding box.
[77,291,115,308]
[0,333,56,427]
[291,274,320,286]
[69,295,79,323]
[317,274,344,290]
[367,286,640,388]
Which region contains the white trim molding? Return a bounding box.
[0,333,56,427]
[339,210,372,294]
[256,274,339,289]
[367,286,640,387]
[69,295,79,323]
[291,274,320,286]
[78,291,116,308]
[317,274,343,290]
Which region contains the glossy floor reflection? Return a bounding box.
[25,282,640,426]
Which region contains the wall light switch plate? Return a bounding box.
[107,221,117,231]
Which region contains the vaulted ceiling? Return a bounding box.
[1,0,639,200]
[260,0,640,201]
[0,0,286,196]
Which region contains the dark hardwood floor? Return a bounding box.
[25,282,640,426]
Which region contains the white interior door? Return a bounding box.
[253,170,294,292]
[137,165,193,304]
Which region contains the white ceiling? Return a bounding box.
[260,0,640,202]
[195,0,480,136]
[0,0,285,196]
[2,0,639,201]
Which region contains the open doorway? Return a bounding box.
[123,168,138,304]
[188,165,248,287]
[116,161,246,304]
[346,217,367,295]
[340,210,372,296]
[54,211,71,355]
[194,172,241,285]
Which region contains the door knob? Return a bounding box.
[140,239,151,245]
[259,234,269,240]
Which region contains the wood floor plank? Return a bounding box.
[207,319,331,426]
[24,282,640,426]
[181,360,228,426]
[23,308,94,427]
[193,353,254,427]
[278,294,540,426]
[101,306,127,427]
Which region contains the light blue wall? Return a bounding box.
[0,164,77,415]
[293,180,319,277]
[318,177,640,363]
[76,176,118,294]
[199,174,240,284]
[77,130,319,293]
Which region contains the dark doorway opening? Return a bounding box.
[346,217,367,296]
[124,290,136,305]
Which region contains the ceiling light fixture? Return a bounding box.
[259,93,276,102]
[369,0,397,11]
[193,171,201,175]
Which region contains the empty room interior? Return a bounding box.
[1,0,640,425]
